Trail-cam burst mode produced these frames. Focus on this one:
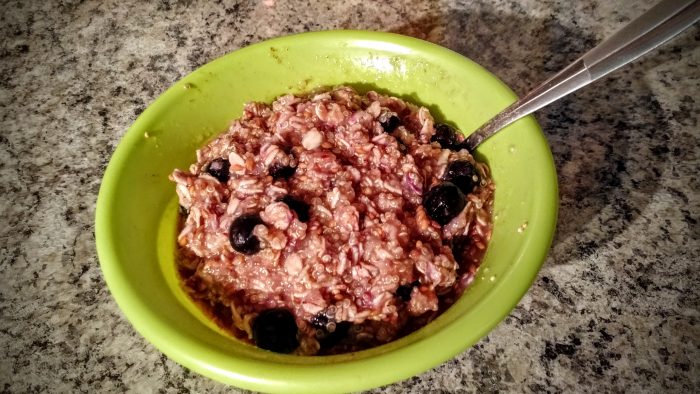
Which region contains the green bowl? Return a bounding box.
[96,30,557,393]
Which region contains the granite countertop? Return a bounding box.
[1,0,698,392]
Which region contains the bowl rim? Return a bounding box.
[96,29,558,393]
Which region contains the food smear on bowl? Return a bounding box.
[169,86,494,355]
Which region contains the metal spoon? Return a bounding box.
[463,0,700,152]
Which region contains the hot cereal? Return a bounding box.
[170,87,494,355]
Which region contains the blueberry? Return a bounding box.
[206,158,230,183]
[380,115,401,133]
[395,280,420,301]
[443,160,480,194]
[279,195,310,222]
[422,182,466,225]
[309,312,330,329]
[269,163,296,180]
[252,308,299,353]
[395,285,412,301]
[430,123,459,150]
[229,213,263,255]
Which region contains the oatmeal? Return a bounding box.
[170,86,494,355]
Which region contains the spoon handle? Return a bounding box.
[463,0,700,152]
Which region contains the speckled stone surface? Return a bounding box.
[1,0,698,392]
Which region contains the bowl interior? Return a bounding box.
[96,30,557,393]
